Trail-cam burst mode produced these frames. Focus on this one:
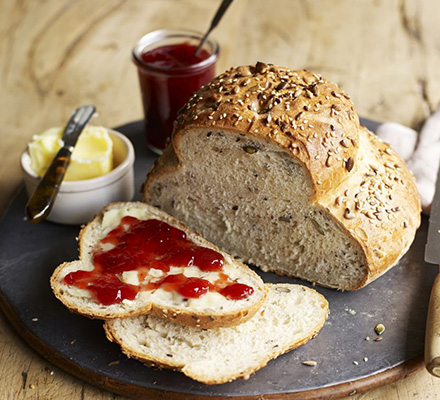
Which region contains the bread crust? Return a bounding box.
[144,64,421,290]
[50,202,268,328]
[103,283,329,385]
[173,63,360,199]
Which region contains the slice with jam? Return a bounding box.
[52,203,267,329]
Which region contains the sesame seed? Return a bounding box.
[302,360,317,367]
[344,208,355,220]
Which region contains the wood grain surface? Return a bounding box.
[1,0,440,399]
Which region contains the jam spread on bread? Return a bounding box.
[64,217,253,305]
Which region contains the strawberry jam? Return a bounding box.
[220,283,255,300]
[140,43,210,69]
[133,39,217,152]
[63,217,254,305]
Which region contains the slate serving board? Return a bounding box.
[0,120,435,400]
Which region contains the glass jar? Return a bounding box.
[132,29,219,154]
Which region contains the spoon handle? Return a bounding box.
[194,0,235,57]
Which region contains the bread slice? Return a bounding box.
[143,64,421,290]
[50,202,267,328]
[104,283,329,384]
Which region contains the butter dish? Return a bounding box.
[21,129,135,225]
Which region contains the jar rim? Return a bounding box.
[132,28,219,73]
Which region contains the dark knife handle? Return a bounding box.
[25,146,72,224]
[425,271,440,377]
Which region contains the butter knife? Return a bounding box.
[25,105,96,224]
[424,161,440,378]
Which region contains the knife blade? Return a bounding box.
[424,162,440,378]
[25,105,96,224]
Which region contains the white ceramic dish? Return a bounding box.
[21,128,135,225]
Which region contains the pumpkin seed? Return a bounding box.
[311,218,325,235]
[375,323,385,335]
[243,145,258,154]
[346,157,354,172]
[278,215,291,223]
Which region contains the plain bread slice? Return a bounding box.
[104,283,329,384]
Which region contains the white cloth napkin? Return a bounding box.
[375,108,440,214]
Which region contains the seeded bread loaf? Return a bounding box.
[50,202,267,328]
[104,283,329,384]
[143,63,421,290]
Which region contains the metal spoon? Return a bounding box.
[194,0,235,57]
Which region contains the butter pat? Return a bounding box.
[28,125,113,181]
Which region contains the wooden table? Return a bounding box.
[1,0,440,398]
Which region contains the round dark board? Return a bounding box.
[0,120,434,399]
